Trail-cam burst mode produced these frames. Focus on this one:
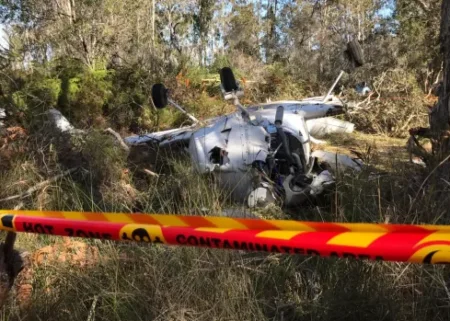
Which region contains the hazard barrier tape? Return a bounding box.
[2,210,450,233]
[0,211,449,264]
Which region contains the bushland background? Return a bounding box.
[0,1,449,320]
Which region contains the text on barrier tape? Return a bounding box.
[1,210,450,234]
[0,212,449,264]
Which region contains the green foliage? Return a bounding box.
[11,91,26,111]
[31,78,61,108]
[11,76,61,113]
[226,2,260,58]
[209,54,232,72]
[183,66,217,88]
[0,68,61,129]
[63,70,113,127]
[184,91,230,119]
[395,0,441,91]
[103,66,157,132]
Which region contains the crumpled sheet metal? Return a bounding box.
[311,150,363,172]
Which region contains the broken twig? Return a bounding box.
[143,168,160,178]
[104,128,130,152]
[0,168,77,203]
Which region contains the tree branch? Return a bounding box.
[413,0,430,12]
[142,168,159,178]
[104,128,130,152]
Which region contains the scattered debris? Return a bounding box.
[309,170,334,195]
[356,82,371,95]
[1,126,27,148]
[14,239,104,308]
[311,150,363,172]
[33,239,101,267]
[407,126,434,166]
[247,186,276,208]
[411,157,427,167]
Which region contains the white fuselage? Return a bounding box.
[125,97,349,204]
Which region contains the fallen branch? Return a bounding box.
[399,114,418,132]
[407,136,429,164]
[0,168,77,203]
[104,128,130,152]
[407,153,450,216]
[142,168,160,178]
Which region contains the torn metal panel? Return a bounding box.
[247,187,276,208]
[311,150,363,172]
[306,117,355,137]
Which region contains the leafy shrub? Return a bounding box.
[346,69,429,137]
[104,66,156,132]
[65,70,113,128]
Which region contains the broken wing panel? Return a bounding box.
[125,126,196,145]
[247,99,345,120]
[306,118,354,137]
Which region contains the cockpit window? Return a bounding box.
[209,147,229,165]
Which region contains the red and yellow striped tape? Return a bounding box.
[1,210,449,233]
[0,210,449,264]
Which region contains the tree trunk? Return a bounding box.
[430,1,450,158]
[152,0,155,49]
[0,232,23,308]
[266,0,277,63]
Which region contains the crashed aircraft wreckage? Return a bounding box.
[125,40,365,209]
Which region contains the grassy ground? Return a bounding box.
[1,129,450,321]
[314,131,409,170]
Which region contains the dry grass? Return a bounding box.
[0,127,450,321]
[312,131,409,172]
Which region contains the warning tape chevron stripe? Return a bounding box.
[0,210,449,234]
[0,211,449,264]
